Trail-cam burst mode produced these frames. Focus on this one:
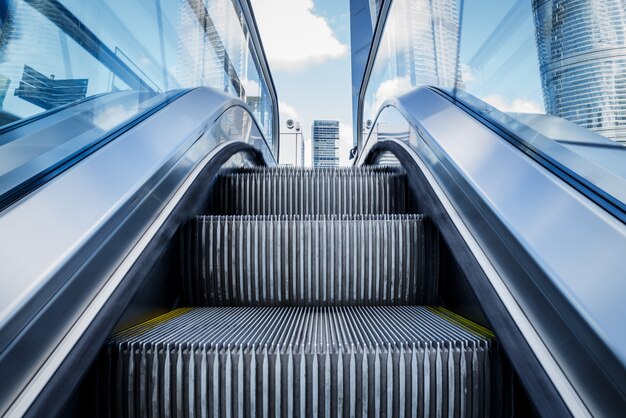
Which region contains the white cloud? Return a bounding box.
[251,0,348,71]
[460,64,474,83]
[367,76,413,116]
[482,95,544,114]
[241,78,261,95]
[375,77,413,103]
[279,100,300,122]
[93,104,137,131]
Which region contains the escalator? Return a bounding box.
[4,85,625,417]
[100,166,511,417]
[2,0,625,416]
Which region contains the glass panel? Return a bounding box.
[362,0,461,141]
[0,0,274,141]
[362,0,626,210]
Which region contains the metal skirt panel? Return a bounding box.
[181,215,439,306]
[104,306,504,418]
[214,167,407,215]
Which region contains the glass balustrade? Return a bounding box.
[0,0,274,142]
[0,0,276,206]
[360,0,626,211]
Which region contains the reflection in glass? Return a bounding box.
[0,0,276,206]
[364,0,626,145]
[361,0,626,207]
[0,0,274,143]
[362,0,460,140]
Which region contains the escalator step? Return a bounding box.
[214,166,407,215]
[104,306,504,418]
[181,214,438,306]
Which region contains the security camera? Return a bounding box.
[286,119,295,129]
[365,120,373,129]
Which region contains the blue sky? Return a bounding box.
[251,0,354,165]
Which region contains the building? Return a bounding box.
[279,119,306,167]
[390,0,460,89]
[0,0,90,117]
[312,120,339,167]
[176,0,274,144]
[533,0,626,144]
[176,0,234,93]
[14,65,87,110]
[350,0,460,147]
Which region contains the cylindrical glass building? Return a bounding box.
[532,0,626,144]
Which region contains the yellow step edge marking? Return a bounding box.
[428,306,495,339]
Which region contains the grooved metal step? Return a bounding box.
[214,166,407,215]
[104,306,506,418]
[181,215,438,306]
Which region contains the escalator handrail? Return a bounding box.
[0,87,274,416]
[357,87,626,417]
[0,85,278,213]
[0,90,190,212]
[431,87,626,225]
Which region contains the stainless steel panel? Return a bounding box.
[215,166,407,215]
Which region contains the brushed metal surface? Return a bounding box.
[355,87,626,416]
[0,87,275,416]
[182,214,438,306]
[105,306,504,418]
[215,166,407,215]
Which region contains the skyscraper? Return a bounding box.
[350,0,460,147]
[533,0,626,144]
[395,0,460,88]
[176,0,234,93]
[175,0,274,145]
[312,120,339,167]
[349,0,377,147]
[0,0,91,116]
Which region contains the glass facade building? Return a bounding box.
[349,0,377,147]
[361,0,460,136]
[312,120,339,167]
[533,0,626,144]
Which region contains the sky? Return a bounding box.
[250,0,354,166]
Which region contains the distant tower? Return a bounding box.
[349,0,460,147]
[312,120,339,168]
[533,0,626,144]
[397,0,460,88]
[280,118,305,166]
